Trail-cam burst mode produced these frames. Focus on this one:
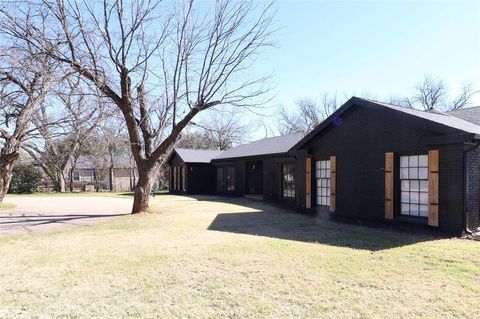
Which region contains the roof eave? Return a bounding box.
[211,151,292,163]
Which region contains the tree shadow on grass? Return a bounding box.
[207,203,443,252]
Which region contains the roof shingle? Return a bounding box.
[447,106,480,125]
[213,133,304,160]
[174,148,224,163]
[365,99,480,135]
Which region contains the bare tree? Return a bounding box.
[1,0,275,212]
[82,118,130,192]
[398,75,479,111]
[180,110,251,150]
[0,51,55,202]
[23,78,106,192]
[450,83,480,111]
[278,94,339,134]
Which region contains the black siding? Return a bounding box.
[167,152,217,195]
[296,106,468,234]
[187,163,217,195]
[213,154,298,207]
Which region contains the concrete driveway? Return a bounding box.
[0,196,133,237]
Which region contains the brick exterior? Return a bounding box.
[465,145,480,231]
[294,105,476,235]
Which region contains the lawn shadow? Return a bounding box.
[207,199,443,251]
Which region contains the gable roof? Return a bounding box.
[447,106,480,125]
[214,133,304,160]
[171,148,224,164]
[292,97,480,150]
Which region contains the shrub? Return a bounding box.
[9,164,43,194]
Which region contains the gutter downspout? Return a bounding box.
[463,139,480,235]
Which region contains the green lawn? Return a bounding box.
[0,195,479,318]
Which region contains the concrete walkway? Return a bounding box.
[0,196,133,237]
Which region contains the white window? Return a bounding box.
[73,171,80,182]
[400,155,429,217]
[316,160,330,206]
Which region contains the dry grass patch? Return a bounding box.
[0,195,479,318]
[0,202,15,211]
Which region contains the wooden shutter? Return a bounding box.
[428,150,439,226]
[305,157,312,209]
[384,152,394,220]
[330,156,336,212]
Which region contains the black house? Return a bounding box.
[167,97,480,235]
[212,133,304,206]
[291,98,480,235]
[166,148,223,195]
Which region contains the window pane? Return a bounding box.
[410,192,419,204]
[400,154,429,218]
[282,164,296,198]
[316,161,321,169]
[419,192,428,205]
[316,160,330,206]
[420,181,428,192]
[410,180,419,192]
[401,191,409,203]
[418,155,428,167]
[419,167,428,179]
[227,167,235,191]
[409,167,418,179]
[409,155,419,167]
[419,205,428,217]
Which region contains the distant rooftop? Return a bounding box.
[214,132,305,160]
[447,106,480,126]
[363,99,480,135]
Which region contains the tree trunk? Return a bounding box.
[69,168,74,192]
[131,168,154,214]
[0,142,20,203]
[52,171,67,193]
[109,166,114,191]
[58,176,66,193]
[0,162,14,203]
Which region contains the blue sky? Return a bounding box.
[246,0,480,134]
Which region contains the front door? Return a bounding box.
[246,161,263,195]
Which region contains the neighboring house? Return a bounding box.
[71,155,137,192]
[167,97,480,235]
[166,148,223,194]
